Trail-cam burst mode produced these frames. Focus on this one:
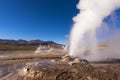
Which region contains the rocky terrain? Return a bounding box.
[0,55,120,80]
[0,39,120,80]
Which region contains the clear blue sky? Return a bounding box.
[0,0,120,43]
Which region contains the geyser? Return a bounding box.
[69,0,120,61]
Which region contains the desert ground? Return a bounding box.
[0,49,120,80]
[0,50,65,79]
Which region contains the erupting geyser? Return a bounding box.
[69,0,120,61]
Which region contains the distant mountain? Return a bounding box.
[17,39,28,44]
[45,41,58,45]
[28,39,45,45]
[0,39,17,44]
[0,39,59,45]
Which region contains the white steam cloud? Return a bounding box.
[69,0,120,61]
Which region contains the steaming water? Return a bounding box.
[34,45,54,53]
[0,56,7,59]
[69,0,120,61]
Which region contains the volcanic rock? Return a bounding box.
[60,54,72,62]
[60,54,89,66]
[17,57,94,80]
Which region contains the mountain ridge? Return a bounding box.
[0,39,59,45]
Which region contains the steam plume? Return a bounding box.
[69,0,120,61]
